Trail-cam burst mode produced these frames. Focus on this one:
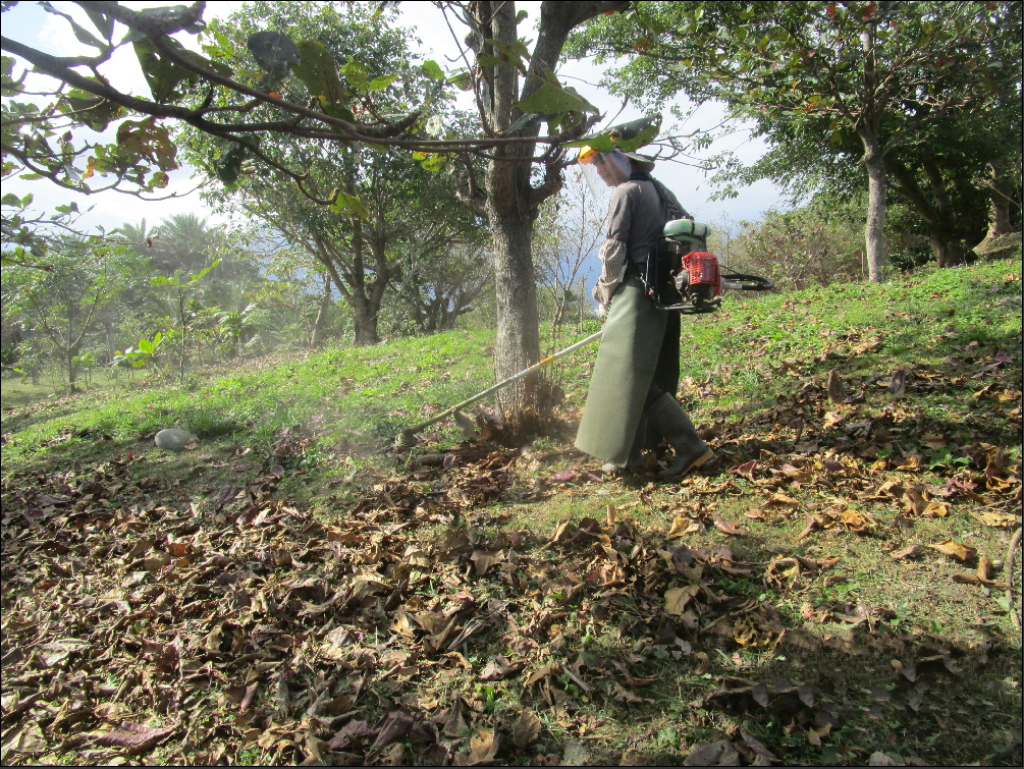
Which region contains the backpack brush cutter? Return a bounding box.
[396,220,774,448]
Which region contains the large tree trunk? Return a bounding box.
[862,136,888,283]
[460,0,627,433]
[484,0,542,428]
[487,191,542,421]
[929,233,949,269]
[986,162,1014,238]
[351,296,380,346]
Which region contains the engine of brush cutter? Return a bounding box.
[644,220,723,314]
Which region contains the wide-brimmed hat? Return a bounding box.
[577,145,656,173]
[620,150,656,173]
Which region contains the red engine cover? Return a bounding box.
[683,252,721,297]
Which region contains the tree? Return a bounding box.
[151,259,219,380]
[733,201,866,290]
[178,3,490,347]
[2,0,638,429]
[3,237,125,391]
[572,0,1022,281]
[431,1,632,429]
[394,240,492,335]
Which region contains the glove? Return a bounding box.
[592,239,627,310]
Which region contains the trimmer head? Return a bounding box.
[396,429,418,448]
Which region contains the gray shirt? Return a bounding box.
[606,176,687,263]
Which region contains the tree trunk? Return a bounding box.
[859,25,887,283]
[861,134,888,283]
[462,0,627,432]
[929,233,949,268]
[310,275,333,348]
[66,349,78,393]
[351,295,380,346]
[488,197,542,422]
[989,195,1012,238]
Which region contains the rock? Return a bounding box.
[155,429,195,451]
[561,740,592,766]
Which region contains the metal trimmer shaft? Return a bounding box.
[397,329,605,447]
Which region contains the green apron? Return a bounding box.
[575,275,680,465]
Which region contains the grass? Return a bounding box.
[2,255,1021,767]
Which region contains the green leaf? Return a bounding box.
[247,30,299,75]
[477,53,506,68]
[448,69,474,91]
[330,190,369,218]
[322,101,358,124]
[512,70,598,116]
[343,61,368,91]
[565,114,662,151]
[214,144,246,186]
[482,38,529,73]
[138,338,153,354]
[62,87,122,130]
[294,40,345,106]
[421,60,444,81]
[501,112,543,135]
[134,37,200,103]
[369,73,398,92]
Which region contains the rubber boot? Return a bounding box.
[601,419,647,474]
[646,393,714,478]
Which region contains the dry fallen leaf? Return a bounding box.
[767,493,801,509]
[512,711,542,750]
[869,751,901,766]
[902,487,929,515]
[468,728,499,764]
[94,723,177,754]
[970,510,1020,529]
[928,539,977,563]
[890,544,925,561]
[922,501,950,518]
[664,585,700,616]
[685,740,741,767]
[713,516,748,537]
[479,656,522,682]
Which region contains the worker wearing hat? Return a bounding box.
[574,146,714,477]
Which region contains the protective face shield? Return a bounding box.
[577,146,631,196]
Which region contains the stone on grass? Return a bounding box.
[155,429,196,451]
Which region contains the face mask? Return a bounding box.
[580,150,631,195]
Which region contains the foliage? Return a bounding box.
[572,1,1023,280]
[730,198,866,291]
[113,331,163,371]
[182,2,488,347]
[1,1,608,207]
[2,236,129,391]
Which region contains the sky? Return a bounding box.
[2,1,784,241]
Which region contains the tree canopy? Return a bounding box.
[572,0,1023,278]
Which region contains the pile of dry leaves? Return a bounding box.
[0,441,845,766]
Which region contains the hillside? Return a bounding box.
[1,256,1021,767]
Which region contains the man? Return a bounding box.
[574,147,714,478]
